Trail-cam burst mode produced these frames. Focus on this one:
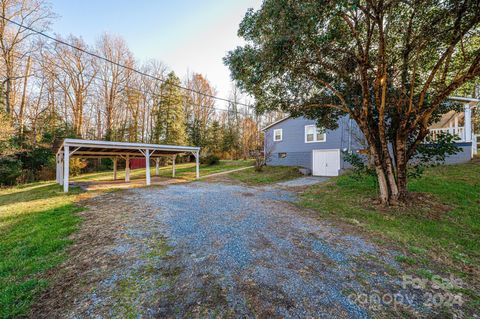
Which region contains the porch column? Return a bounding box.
[172,155,176,178]
[464,103,472,142]
[125,155,130,182]
[195,151,200,179]
[63,146,69,193]
[454,114,459,137]
[145,150,151,186]
[113,157,118,180]
[155,158,160,176]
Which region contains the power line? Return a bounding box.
[0,15,253,108]
[18,52,255,117]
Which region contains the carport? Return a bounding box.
[55,139,201,192]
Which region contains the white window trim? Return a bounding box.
[273,129,283,141]
[305,125,326,143]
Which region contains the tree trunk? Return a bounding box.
[19,56,31,137]
[369,145,390,204]
[395,136,409,200]
[5,76,11,115]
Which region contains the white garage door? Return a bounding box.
[312,149,340,176]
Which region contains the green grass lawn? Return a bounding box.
[0,159,252,318]
[299,160,480,306]
[0,182,84,319]
[2,159,478,316]
[73,159,254,182]
[229,166,302,184]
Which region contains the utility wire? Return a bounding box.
[18,52,255,117]
[0,15,253,108]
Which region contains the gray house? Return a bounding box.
[263,97,478,176]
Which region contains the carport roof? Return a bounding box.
[56,138,200,158]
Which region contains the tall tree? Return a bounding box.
[125,87,141,142]
[155,71,186,145]
[206,119,223,155]
[225,0,480,205]
[0,0,53,116]
[184,73,216,149]
[48,35,97,136]
[96,33,133,140]
[143,59,167,143]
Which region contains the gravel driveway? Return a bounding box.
[32,180,433,318]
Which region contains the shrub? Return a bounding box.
[16,147,55,183]
[342,151,375,178]
[201,154,220,166]
[70,159,88,176]
[0,156,22,186]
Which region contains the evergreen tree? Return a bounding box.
[155,72,187,145]
[206,120,223,155]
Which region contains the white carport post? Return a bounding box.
[125,154,130,182]
[63,145,69,193]
[145,149,151,186]
[155,158,160,176]
[113,157,118,180]
[194,151,200,179]
[58,153,63,185]
[55,153,59,184]
[172,155,176,177]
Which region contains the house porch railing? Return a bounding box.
[429,127,465,142]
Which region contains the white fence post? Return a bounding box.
[172,155,176,177]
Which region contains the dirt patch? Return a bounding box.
[73,176,185,191]
[366,192,452,220]
[28,189,170,318]
[241,192,255,197]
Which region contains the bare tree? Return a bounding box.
[96,33,133,140]
[141,59,167,142]
[0,0,54,116]
[47,35,96,136]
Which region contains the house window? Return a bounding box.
[305,125,326,143]
[278,152,287,159]
[273,129,283,141]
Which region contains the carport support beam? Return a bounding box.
[113,157,117,180]
[63,146,69,193]
[145,149,151,186]
[195,151,200,179]
[125,155,130,182]
[55,153,59,184]
[155,158,159,176]
[59,153,63,185]
[172,155,176,177]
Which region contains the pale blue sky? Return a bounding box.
[49,0,262,102]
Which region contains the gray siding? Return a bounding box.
[265,116,363,170]
[443,143,473,164]
[265,116,473,171]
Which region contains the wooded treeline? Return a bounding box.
[0,0,280,185]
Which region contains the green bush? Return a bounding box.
[0,156,22,186]
[17,147,55,183]
[201,154,220,166]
